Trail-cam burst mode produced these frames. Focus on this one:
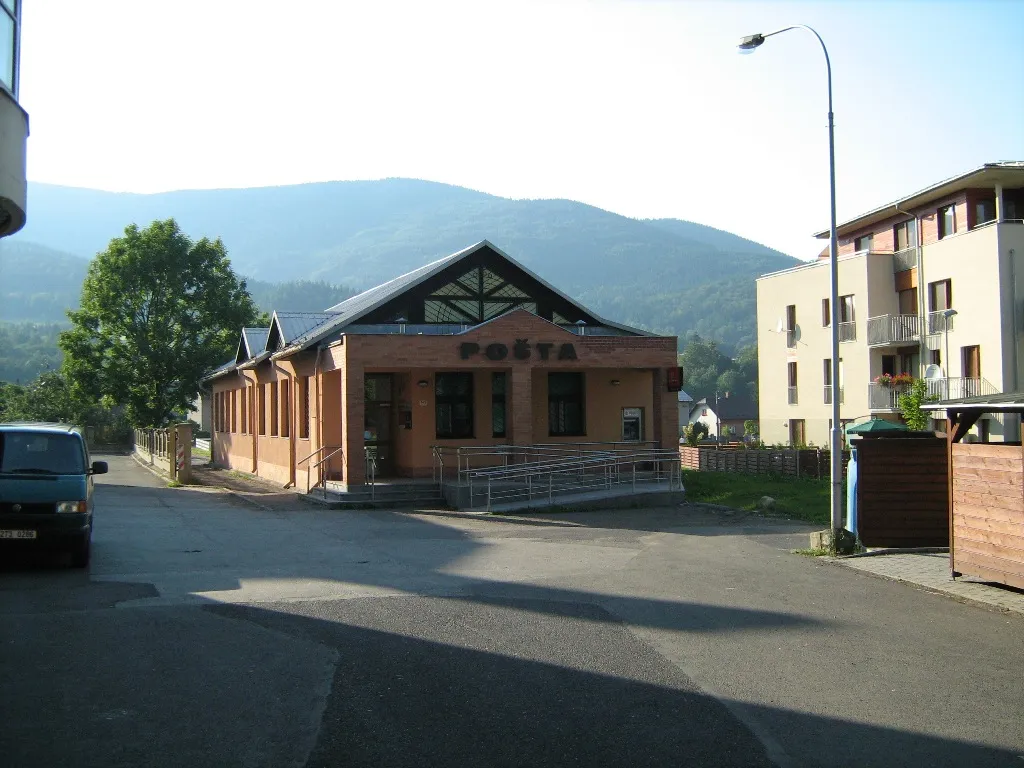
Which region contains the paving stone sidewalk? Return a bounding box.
[832,551,1024,615]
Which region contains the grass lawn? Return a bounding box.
[682,469,842,527]
[192,446,211,460]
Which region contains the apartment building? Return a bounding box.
[0,0,27,237]
[757,162,1024,447]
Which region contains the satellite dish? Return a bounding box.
[775,318,784,333]
[924,364,944,380]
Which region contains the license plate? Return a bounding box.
[0,530,37,540]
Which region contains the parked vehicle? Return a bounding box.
[0,423,107,567]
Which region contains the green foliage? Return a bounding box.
[0,370,112,427]
[245,278,357,314]
[680,335,758,402]
[0,240,89,323]
[683,421,709,447]
[0,322,65,383]
[743,420,759,439]
[897,378,936,431]
[59,219,262,428]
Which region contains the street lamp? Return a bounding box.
[739,25,843,536]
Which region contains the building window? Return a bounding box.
[882,355,897,377]
[548,372,585,436]
[299,377,310,439]
[894,219,917,251]
[0,0,18,97]
[258,386,266,435]
[787,362,798,405]
[839,294,855,324]
[928,279,952,312]
[930,349,941,367]
[962,345,981,380]
[821,298,830,327]
[240,387,248,434]
[491,372,507,438]
[789,419,805,447]
[786,304,797,347]
[972,197,996,228]
[230,390,237,433]
[938,204,956,239]
[854,234,873,252]
[838,294,856,342]
[436,373,474,439]
[280,380,290,438]
[898,288,917,315]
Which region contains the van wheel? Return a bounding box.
[70,535,91,568]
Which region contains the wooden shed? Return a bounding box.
[943,393,1024,589]
[855,434,949,548]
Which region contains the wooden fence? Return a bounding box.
[951,442,1024,589]
[679,445,849,479]
[856,436,948,548]
[133,425,192,482]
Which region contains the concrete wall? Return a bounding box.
[0,90,28,236]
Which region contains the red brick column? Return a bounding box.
[340,356,365,487]
[651,368,679,449]
[510,367,534,446]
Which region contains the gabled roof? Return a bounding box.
[692,393,758,420]
[205,359,237,382]
[266,311,337,352]
[235,327,270,364]
[276,240,651,356]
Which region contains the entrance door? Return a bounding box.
[789,419,806,447]
[364,374,395,477]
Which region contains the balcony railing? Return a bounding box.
[927,310,956,335]
[867,314,920,346]
[892,247,917,273]
[838,321,857,342]
[868,377,998,411]
[925,377,997,402]
[788,386,798,405]
[824,385,844,405]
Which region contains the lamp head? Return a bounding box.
[942,308,958,318]
[738,33,765,52]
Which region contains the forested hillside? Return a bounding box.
[13,179,801,350]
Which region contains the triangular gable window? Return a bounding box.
[422,267,540,324]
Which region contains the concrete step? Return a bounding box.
[301,485,447,510]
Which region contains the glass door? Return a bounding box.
[364,374,395,477]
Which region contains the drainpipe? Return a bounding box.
[314,343,325,489]
[1011,248,1020,440]
[272,359,298,489]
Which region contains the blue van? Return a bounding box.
[0,423,108,567]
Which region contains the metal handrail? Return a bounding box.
[432,442,681,512]
[364,447,376,501]
[298,445,342,495]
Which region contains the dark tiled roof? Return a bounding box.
[937,391,1024,411]
[241,327,269,357]
[279,240,652,354]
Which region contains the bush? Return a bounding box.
[683,422,710,447]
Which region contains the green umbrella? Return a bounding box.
[845,418,910,434]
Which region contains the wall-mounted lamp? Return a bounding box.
[417,379,430,388]
[610,379,621,386]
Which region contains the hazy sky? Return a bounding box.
[18,0,1024,260]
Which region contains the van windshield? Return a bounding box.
[0,432,86,475]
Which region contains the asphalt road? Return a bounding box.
[1,453,1022,767]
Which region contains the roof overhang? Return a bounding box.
[813,162,1024,239]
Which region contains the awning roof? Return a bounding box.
[937,391,1024,412]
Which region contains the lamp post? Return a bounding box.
[739,26,843,535]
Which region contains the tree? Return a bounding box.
[60,219,261,427]
[897,378,935,431]
[680,335,732,399]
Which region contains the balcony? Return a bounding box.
[927,310,956,335]
[838,321,857,342]
[868,377,998,412]
[924,377,997,402]
[892,247,917,273]
[823,386,844,405]
[788,386,798,405]
[867,314,920,347]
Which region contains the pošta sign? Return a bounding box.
[459,340,578,361]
